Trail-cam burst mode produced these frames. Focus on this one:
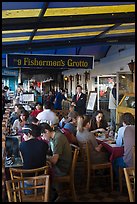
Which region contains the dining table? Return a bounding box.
[96,135,124,162]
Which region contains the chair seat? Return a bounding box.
[22,193,44,202]
[79,141,113,192]
[54,175,70,182]
[92,162,112,170]
[53,144,80,202]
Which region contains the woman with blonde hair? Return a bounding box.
[76,115,109,164]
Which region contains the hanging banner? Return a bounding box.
[6,53,94,69]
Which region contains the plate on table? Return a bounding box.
[105,137,114,141]
[96,135,106,140]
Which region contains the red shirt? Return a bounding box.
[30,109,42,117]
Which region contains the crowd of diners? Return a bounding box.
[3,86,135,202]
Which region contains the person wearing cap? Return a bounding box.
[20,124,49,170]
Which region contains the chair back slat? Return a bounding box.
[70,144,80,180]
[6,175,50,202]
[132,146,135,168]
[124,167,135,202]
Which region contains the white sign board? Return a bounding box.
[87,92,97,111]
[22,93,35,102]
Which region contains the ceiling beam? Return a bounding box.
[76,23,122,55]
[94,23,122,39]
[28,2,49,42]
[2,12,135,30]
[2,35,135,53]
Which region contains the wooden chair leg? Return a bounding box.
[119,167,123,193]
[86,168,91,193]
[110,166,113,191]
[70,182,77,202]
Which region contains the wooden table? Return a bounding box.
[96,136,124,162]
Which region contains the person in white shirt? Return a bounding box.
[108,82,117,132]
[36,102,59,125]
[116,112,135,146]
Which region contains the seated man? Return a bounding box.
[9,104,25,125]
[113,113,135,178]
[20,124,49,170]
[63,111,79,136]
[36,102,59,125]
[40,123,72,201]
[40,123,72,177]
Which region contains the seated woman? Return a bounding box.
[76,115,109,164]
[30,102,43,118]
[12,109,29,134]
[89,110,108,134]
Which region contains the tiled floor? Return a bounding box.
[55,182,129,202]
[55,165,129,202]
[3,163,129,202]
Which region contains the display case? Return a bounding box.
[116,93,135,125]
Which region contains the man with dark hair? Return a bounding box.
[40,122,72,177]
[20,124,49,170]
[36,102,59,125]
[40,122,72,201]
[116,112,135,147]
[71,85,87,115]
[113,112,135,178]
[9,104,25,125]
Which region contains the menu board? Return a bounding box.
[22,93,35,102]
[86,91,97,111]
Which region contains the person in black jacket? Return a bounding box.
[71,85,87,115]
[20,124,49,170]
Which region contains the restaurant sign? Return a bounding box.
[6,54,94,69]
[2,68,18,76]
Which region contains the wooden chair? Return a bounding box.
[6,175,50,202]
[119,146,135,193]
[53,144,80,201]
[53,109,69,121]
[132,146,135,168]
[9,165,49,201]
[9,165,49,180]
[61,128,78,145]
[123,167,135,202]
[79,142,113,192]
